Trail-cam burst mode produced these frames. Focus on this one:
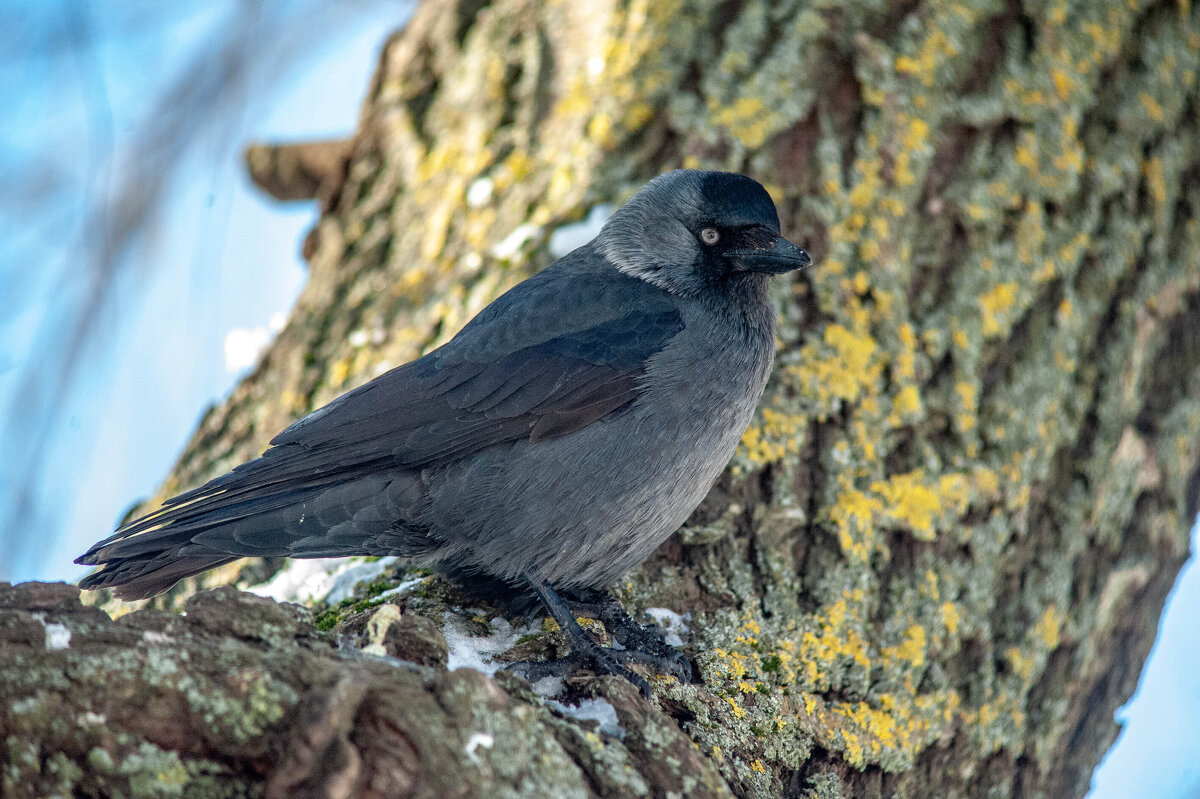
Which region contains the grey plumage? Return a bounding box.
[77,170,810,614]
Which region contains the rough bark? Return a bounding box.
[244,139,353,204]
[7,0,1199,797]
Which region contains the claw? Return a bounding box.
[511,578,695,697]
[505,648,653,698]
[575,590,695,683]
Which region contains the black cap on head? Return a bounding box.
[598,169,808,292]
[698,172,781,234]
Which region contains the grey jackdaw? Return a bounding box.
[77,169,811,693]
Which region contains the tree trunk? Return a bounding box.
[6,1,1199,796]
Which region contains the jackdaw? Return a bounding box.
[77,169,811,693]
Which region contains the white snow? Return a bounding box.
[491,223,541,261]
[464,732,494,764]
[222,313,286,372]
[223,326,272,372]
[549,697,625,739]
[643,607,689,647]
[548,205,613,257]
[243,556,397,605]
[443,613,534,677]
[36,615,71,651]
[532,676,565,698]
[376,576,429,600]
[466,177,494,208]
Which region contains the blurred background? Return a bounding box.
[0,2,1195,796]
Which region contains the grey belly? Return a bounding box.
[421,382,760,590]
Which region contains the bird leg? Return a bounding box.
[565,589,694,683]
[508,577,653,697]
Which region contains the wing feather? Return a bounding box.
[78,252,683,568]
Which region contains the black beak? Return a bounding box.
[730,235,812,274]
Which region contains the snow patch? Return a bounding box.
[244,557,397,605]
[466,177,494,208]
[377,576,429,600]
[142,630,172,645]
[532,676,565,698]
[223,314,287,372]
[464,732,494,764]
[223,326,272,372]
[443,613,533,677]
[643,607,689,647]
[549,697,625,739]
[548,205,613,257]
[491,223,541,261]
[36,615,71,651]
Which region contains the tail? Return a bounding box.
[77,458,427,600]
[77,550,239,600]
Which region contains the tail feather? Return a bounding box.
[77,547,237,600]
[76,467,428,599]
[85,453,378,554]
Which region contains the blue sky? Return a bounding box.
[0,2,1195,794]
[0,0,409,579]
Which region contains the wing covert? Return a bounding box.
[88,255,685,552]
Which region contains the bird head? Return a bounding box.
[596,170,811,295]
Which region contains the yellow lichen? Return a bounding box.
[786,323,881,418]
[1139,92,1165,122]
[738,407,809,466]
[830,489,883,562]
[883,625,928,668]
[892,384,922,418]
[941,602,961,635]
[1006,647,1036,681]
[872,471,965,540]
[799,594,873,687]
[329,359,351,388]
[978,282,1019,336]
[1035,606,1063,648]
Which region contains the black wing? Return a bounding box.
[78,252,683,568]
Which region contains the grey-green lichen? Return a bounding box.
[4,581,736,798]
[85,741,191,798]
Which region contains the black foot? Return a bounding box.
[506,646,653,698]
[567,589,694,683]
[512,578,660,697]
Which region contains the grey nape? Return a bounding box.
[76,169,811,695]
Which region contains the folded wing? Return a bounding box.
[76,255,683,595]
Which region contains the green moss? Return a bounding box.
[313,609,341,631]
